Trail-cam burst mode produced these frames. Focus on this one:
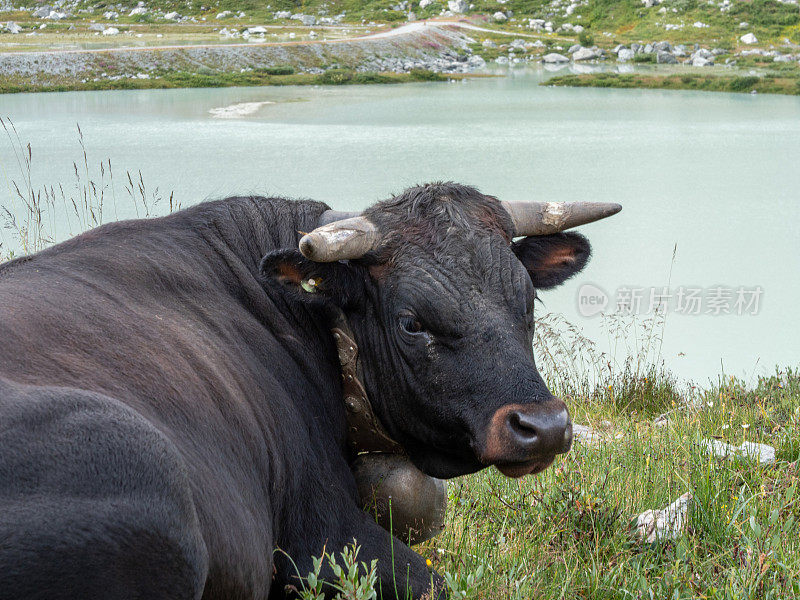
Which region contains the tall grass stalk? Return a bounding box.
[0,117,176,261]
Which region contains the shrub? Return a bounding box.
[318,68,353,84]
[632,53,655,63]
[729,75,760,92]
[353,72,392,84]
[408,69,444,81]
[263,65,294,75]
[578,31,594,47]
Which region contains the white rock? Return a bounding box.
[572,424,602,446]
[216,11,232,19]
[102,27,119,35]
[129,7,147,16]
[88,23,105,31]
[693,21,708,28]
[448,0,468,13]
[300,15,316,26]
[164,12,180,20]
[739,21,749,29]
[419,0,432,8]
[482,39,496,48]
[103,11,118,19]
[700,439,775,464]
[740,32,758,45]
[47,10,67,20]
[247,26,267,34]
[618,48,635,61]
[573,25,584,33]
[275,10,291,19]
[32,6,50,18]
[636,493,692,543]
[690,55,713,67]
[493,11,507,22]
[542,52,569,63]
[5,21,22,34]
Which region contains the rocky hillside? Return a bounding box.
[3,0,799,46]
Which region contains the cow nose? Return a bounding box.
[506,404,572,457]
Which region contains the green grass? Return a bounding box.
[408,365,800,599]
[544,72,800,97]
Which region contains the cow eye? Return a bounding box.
[399,315,424,335]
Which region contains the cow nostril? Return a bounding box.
[507,411,539,443]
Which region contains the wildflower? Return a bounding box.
[742,423,750,430]
[707,401,714,408]
[426,559,433,570]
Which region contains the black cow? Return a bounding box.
[0,183,619,599]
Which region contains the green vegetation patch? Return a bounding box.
[0,68,454,95]
[545,71,800,96]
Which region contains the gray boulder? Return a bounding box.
[5,21,22,34]
[654,41,672,52]
[568,43,581,54]
[643,43,654,54]
[32,6,50,18]
[657,51,677,64]
[493,11,507,22]
[542,52,569,63]
[631,43,642,53]
[468,55,486,68]
[572,47,600,61]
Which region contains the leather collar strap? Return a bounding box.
[331,318,404,456]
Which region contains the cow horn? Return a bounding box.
[501,201,622,236]
[299,212,379,262]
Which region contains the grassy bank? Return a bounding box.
[417,364,800,599]
[545,71,800,97]
[0,68,475,95]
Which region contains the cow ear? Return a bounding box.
[511,232,591,290]
[259,249,363,308]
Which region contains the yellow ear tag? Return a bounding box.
[301,278,320,293]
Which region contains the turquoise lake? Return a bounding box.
[1,67,798,385]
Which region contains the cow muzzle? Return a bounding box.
[480,398,572,478]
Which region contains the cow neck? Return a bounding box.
[331,314,405,456]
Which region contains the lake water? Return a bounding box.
[1,67,798,385]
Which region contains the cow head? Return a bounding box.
[261,183,620,479]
